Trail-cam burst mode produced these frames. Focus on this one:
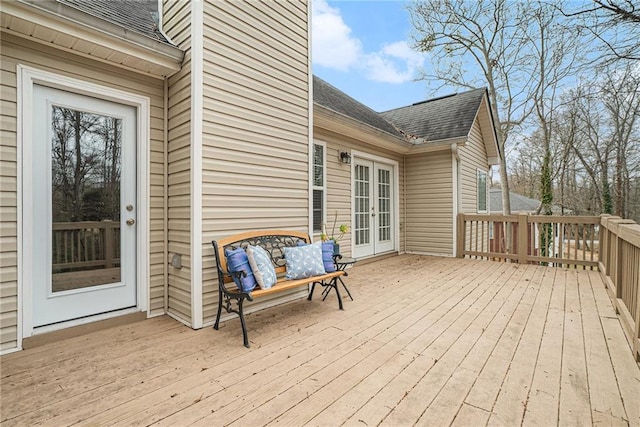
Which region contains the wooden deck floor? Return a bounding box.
[2,255,639,426]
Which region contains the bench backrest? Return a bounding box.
[212,230,311,286]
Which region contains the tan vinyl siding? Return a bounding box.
[405,151,454,255]
[0,33,166,350]
[163,0,192,324]
[459,119,490,214]
[0,51,18,351]
[314,129,406,257]
[200,0,310,324]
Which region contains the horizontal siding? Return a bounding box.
[201,0,310,325]
[405,151,454,255]
[314,129,406,258]
[0,34,166,350]
[0,51,17,351]
[163,0,192,325]
[459,119,490,214]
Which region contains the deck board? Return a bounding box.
[1,255,639,427]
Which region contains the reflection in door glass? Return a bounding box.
[51,106,122,292]
[355,164,370,245]
[378,169,391,241]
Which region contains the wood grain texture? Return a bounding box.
[1,255,638,427]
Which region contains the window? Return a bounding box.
[477,169,488,212]
[313,143,325,232]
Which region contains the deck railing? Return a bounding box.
[457,213,640,361]
[52,220,120,272]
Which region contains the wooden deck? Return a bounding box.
[2,255,639,426]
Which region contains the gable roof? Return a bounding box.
[57,0,169,43]
[380,88,487,142]
[313,76,403,139]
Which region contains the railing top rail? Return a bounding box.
[52,221,119,230]
[525,215,601,224]
[459,214,519,222]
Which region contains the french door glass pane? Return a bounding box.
[355,164,370,245]
[51,106,122,292]
[378,169,391,242]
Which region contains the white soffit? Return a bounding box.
[2,0,183,78]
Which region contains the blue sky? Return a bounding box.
[312,0,441,112]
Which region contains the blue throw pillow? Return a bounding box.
[284,242,326,279]
[246,245,277,289]
[321,241,337,272]
[224,247,257,292]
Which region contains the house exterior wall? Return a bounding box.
[163,0,193,324]
[459,119,490,214]
[199,1,311,325]
[405,150,454,255]
[0,34,166,351]
[314,128,406,257]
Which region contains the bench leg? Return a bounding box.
[308,281,318,301]
[238,298,250,348]
[334,278,344,310]
[214,288,223,330]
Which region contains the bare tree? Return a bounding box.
[408,0,541,215]
[563,0,640,62]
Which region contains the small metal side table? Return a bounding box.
[325,254,355,301]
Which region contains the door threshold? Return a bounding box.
[24,310,146,350]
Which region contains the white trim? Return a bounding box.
[312,140,327,235]
[307,1,314,237]
[351,150,400,257]
[15,65,25,352]
[190,0,204,329]
[17,64,150,344]
[476,168,489,213]
[452,144,460,257]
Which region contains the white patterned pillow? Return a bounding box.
[246,245,277,289]
[284,241,326,279]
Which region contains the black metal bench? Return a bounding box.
[212,230,345,347]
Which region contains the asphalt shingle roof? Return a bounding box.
[58,0,170,43]
[313,76,403,138]
[380,88,487,142]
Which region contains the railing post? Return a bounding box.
[517,213,528,264]
[104,220,114,269]
[456,213,465,258]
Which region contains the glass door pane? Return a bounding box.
[378,168,391,242]
[50,106,122,292]
[354,164,370,245]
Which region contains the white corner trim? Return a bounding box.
[190,0,204,329]
[307,2,314,237]
[17,64,151,345]
[452,144,459,257]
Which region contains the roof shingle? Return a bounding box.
[380,88,486,142]
[313,76,403,138]
[57,0,170,44]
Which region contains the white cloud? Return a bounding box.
[312,0,425,84]
[311,0,361,71]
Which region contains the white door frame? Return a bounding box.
[17,65,150,345]
[350,150,400,258]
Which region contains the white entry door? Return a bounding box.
[353,158,395,258]
[28,85,137,327]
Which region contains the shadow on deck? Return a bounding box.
[2,255,639,426]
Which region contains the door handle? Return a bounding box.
[126,218,135,226]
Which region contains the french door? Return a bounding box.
[353,158,395,258]
[27,85,137,327]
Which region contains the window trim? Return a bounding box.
[477,168,488,213]
[312,141,327,234]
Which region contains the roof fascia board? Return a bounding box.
[314,104,412,154]
[408,137,467,153]
[7,0,183,75]
[477,90,501,161]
